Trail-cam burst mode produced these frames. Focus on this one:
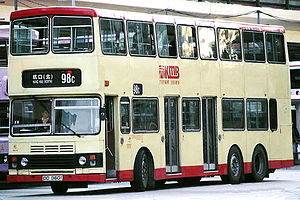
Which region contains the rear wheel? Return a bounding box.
[227,146,243,184]
[251,146,267,182]
[50,182,68,194]
[130,149,154,191]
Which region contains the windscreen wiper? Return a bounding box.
[61,122,80,138]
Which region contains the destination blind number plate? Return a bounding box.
[22,69,81,88]
[42,175,63,182]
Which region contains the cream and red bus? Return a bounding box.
[7,7,293,194]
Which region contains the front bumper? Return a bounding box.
[7,174,106,183]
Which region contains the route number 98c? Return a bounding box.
[61,73,76,84]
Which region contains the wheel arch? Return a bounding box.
[133,147,155,174]
[228,144,245,164]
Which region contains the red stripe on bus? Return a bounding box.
[6,160,294,183]
[117,170,133,181]
[268,160,294,169]
[10,7,98,20]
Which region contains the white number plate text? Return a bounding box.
[42,175,63,182]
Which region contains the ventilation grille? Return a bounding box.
[30,144,74,153]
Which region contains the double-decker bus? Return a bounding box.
[7,7,293,194]
[0,25,9,179]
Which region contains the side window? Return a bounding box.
[266,32,285,63]
[100,18,126,55]
[120,97,130,134]
[178,25,197,59]
[127,21,155,56]
[269,99,278,131]
[182,98,200,132]
[243,31,265,62]
[12,17,49,55]
[198,26,217,60]
[222,99,244,130]
[53,16,93,53]
[246,99,268,131]
[218,28,242,61]
[0,39,8,67]
[156,23,177,58]
[132,98,158,133]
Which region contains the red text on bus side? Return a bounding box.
[159,65,180,79]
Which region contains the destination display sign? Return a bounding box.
[22,69,82,88]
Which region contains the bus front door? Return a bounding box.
[202,97,218,171]
[105,96,116,178]
[164,97,180,173]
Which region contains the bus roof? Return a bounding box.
[10,6,285,33]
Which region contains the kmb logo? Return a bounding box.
[159,65,180,79]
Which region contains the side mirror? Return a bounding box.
[100,108,106,121]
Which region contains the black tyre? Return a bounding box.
[227,146,243,184]
[50,182,68,195]
[251,146,267,182]
[130,149,155,191]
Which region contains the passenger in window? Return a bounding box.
[38,111,51,124]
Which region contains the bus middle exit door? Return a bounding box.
[164,97,180,173]
[202,97,218,171]
[105,96,116,178]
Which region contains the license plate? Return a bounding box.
[42,175,63,182]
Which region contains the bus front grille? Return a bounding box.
[29,155,75,169]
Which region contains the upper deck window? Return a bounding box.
[178,25,197,59]
[53,16,93,53]
[156,23,177,58]
[11,17,49,55]
[198,26,217,60]
[243,31,265,62]
[266,32,285,63]
[100,18,126,55]
[218,28,242,61]
[127,21,155,56]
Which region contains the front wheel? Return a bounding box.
[50,182,68,194]
[130,149,154,191]
[227,146,243,184]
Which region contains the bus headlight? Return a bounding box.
[20,157,28,167]
[79,156,87,166]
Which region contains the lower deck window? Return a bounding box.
[246,99,268,130]
[11,98,100,136]
[132,98,158,133]
[182,98,200,132]
[222,99,244,130]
